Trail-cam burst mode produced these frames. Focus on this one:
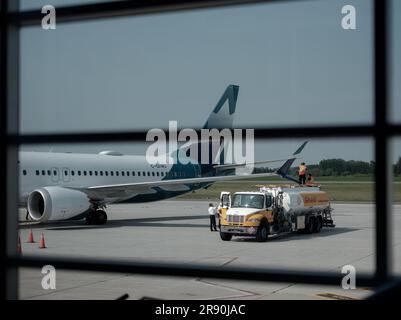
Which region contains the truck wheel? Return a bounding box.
[256,222,269,242]
[220,232,232,241]
[313,217,322,233]
[305,218,314,234]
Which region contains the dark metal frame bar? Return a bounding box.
[1,0,20,301]
[6,125,401,145]
[9,0,284,26]
[8,255,377,287]
[374,0,391,284]
[2,0,400,300]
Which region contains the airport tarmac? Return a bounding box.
[18,201,401,300]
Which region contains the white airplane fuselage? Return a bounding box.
[19,151,203,206]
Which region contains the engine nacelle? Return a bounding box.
[27,186,91,222]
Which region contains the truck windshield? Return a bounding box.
[232,194,264,209]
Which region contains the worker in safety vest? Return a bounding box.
[298,162,307,185]
[306,173,314,186]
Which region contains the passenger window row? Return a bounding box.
[23,169,186,178]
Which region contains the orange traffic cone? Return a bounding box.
[18,236,22,254]
[39,233,46,249]
[27,229,35,243]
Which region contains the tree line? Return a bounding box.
[253,157,401,176]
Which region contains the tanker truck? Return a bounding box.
[218,185,335,242]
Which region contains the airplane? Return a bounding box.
[19,85,307,225]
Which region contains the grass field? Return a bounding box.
[250,174,401,182]
[177,176,401,202]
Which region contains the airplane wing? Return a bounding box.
[213,158,296,170]
[77,172,278,200]
[73,141,308,201]
[213,141,308,171]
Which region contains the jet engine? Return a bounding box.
[27,186,91,222]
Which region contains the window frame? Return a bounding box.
[1,0,399,300]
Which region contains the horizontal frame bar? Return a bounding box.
[11,255,381,287]
[8,125,401,145]
[9,0,288,27]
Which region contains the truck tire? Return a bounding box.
[313,217,322,233]
[256,222,269,242]
[305,217,314,234]
[220,232,232,241]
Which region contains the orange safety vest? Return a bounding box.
[298,165,307,175]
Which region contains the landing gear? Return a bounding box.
[85,209,108,225]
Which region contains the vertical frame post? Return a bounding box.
[374,0,391,284]
[1,0,20,300]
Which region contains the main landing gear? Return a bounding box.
[85,209,108,225]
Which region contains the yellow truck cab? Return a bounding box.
[218,186,334,242]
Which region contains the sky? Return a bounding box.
[19,0,401,164]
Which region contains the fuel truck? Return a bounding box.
[218,185,335,242]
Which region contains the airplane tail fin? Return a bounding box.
[203,85,239,129]
[201,84,239,167]
[171,85,239,170]
[276,141,308,183]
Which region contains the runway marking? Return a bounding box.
[359,287,373,291]
[315,293,359,300]
[22,273,131,300]
[261,282,299,299]
[221,257,238,267]
[329,252,375,274]
[195,278,261,300]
